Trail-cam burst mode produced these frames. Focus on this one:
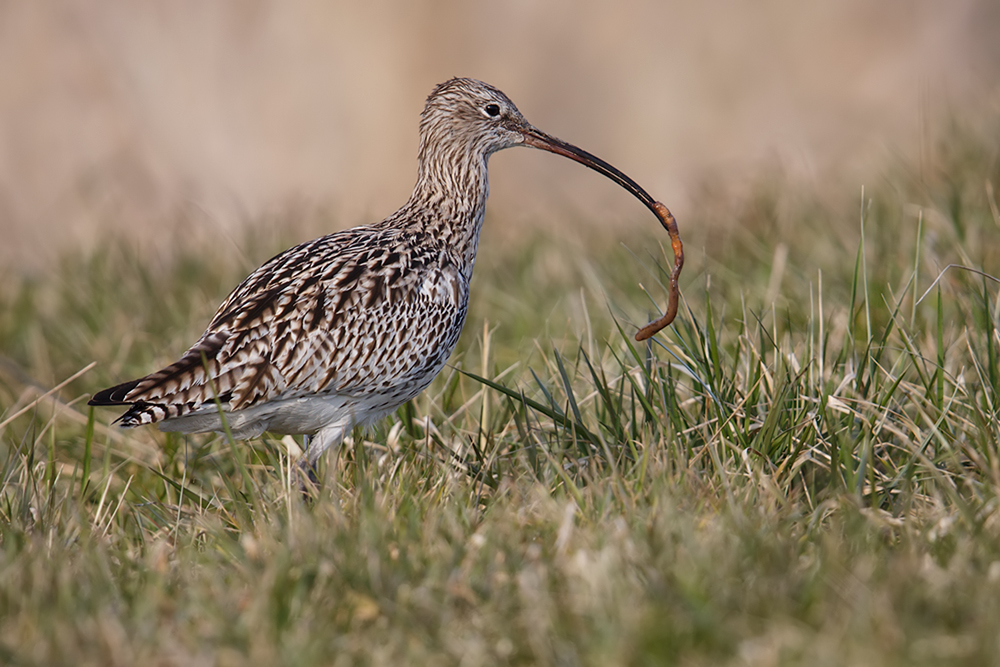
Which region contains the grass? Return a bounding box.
[2,120,1000,665]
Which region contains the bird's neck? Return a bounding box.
[399,147,492,280]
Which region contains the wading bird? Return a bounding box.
[90,78,680,483]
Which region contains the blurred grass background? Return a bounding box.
[2,1,999,271]
[3,2,1000,665]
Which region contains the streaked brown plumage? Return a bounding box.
[90,77,666,473]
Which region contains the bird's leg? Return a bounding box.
[296,434,322,498]
[295,422,349,498]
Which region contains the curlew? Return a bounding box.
[89,78,682,482]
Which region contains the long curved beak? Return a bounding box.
[521,126,659,218]
[522,123,685,342]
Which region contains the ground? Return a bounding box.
[1,120,999,665]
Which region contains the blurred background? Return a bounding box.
[2,0,999,272]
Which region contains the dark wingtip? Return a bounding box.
[88,378,144,406]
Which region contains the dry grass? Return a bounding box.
[2,120,1000,665]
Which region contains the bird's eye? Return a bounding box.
[484,103,501,117]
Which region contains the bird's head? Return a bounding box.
[419,78,531,159]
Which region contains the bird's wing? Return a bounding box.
[90,227,469,426]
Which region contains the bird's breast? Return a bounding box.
[419,263,466,310]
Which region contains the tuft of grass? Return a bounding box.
[1,118,1000,664]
